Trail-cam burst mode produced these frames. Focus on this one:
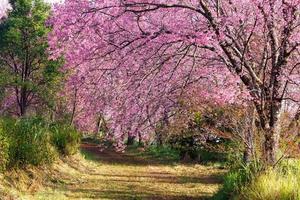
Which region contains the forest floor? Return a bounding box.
[0,144,225,200]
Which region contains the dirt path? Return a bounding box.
[20,144,225,200]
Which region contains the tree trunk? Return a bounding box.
[138,132,142,146]
[243,106,256,163]
[263,128,279,165]
[243,128,254,163]
[19,87,27,116]
[155,131,163,146]
[70,88,78,125]
[262,102,282,165]
[127,135,135,145]
[94,115,103,139]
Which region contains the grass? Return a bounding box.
[212,158,300,200]
[1,143,226,200]
[126,144,180,164]
[237,159,300,200]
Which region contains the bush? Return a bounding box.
[213,150,262,200]
[2,117,57,168]
[147,145,180,160]
[198,149,227,163]
[0,117,82,170]
[213,167,253,200]
[50,123,81,155]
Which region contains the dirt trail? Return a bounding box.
[18,144,225,200]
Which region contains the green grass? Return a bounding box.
[80,149,99,161]
[238,159,300,200]
[213,159,300,200]
[130,145,181,162]
[3,146,226,200]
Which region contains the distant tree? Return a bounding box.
[0,0,62,116]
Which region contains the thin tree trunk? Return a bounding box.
[94,115,103,139]
[155,131,163,146]
[70,88,78,125]
[243,108,255,163]
[19,87,27,116]
[138,132,142,146]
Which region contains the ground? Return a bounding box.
[1,144,225,200]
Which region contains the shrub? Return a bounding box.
[213,151,262,200]
[3,117,57,167]
[50,123,81,155]
[198,149,227,163]
[141,145,180,162]
[213,167,253,200]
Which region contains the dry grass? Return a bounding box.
[238,159,300,200]
[0,144,225,200]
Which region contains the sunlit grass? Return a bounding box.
[6,146,226,200]
[238,159,300,200]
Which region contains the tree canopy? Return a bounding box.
[0,0,62,116]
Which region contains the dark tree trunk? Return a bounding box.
[263,129,279,165]
[19,87,27,116]
[127,135,135,146]
[138,132,142,146]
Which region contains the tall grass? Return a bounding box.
[50,123,81,155]
[213,159,300,200]
[239,159,300,200]
[3,117,57,167]
[0,124,9,172]
[0,117,81,170]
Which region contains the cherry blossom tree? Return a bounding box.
[49,0,300,164]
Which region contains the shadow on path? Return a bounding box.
[81,143,171,166]
[47,143,225,200]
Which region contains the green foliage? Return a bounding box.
[1,117,57,167]
[50,123,81,156]
[0,0,63,116]
[213,166,255,200]
[214,167,254,200]
[165,106,238,163]
[0,117,81,170]
[141,145,180,162]
[126,144,180,162]
[212,148,263,200]
[198,149,227,163]
[168,131,202,159]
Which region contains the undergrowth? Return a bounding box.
[0,117,81,170]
